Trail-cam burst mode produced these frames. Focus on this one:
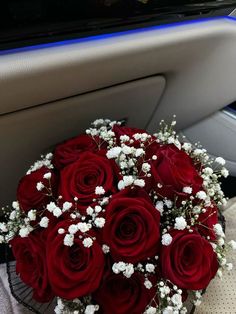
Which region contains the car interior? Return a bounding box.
[0,0,236,313]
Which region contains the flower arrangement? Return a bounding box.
[0,118,235,314]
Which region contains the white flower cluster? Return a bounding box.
[62,221,94,248]
[154,199,173,216]
[85,305,99,314]
[112,262,134,278]
[192,291,203,307]
[133,262,156,290]
[39,217,49,228]
[201,166,227,207]
[214,223,225,238]
[92,118,112,128]
[174,217,187,231]
[36,181,44,191]
[19,225,33,238]
[59,202,107,249]
[1,194,79,242]
[54,297,99,314]
[102,244,110,254]
[181,142,228,207]
[118,176,145,190]
[155,201,164,215]
[154,118,181,150]
[161,233,172,246]
[54,298,66,314]
[144,278,153,289]
[47,202,62,217]
[95,186,105,195]
[145,281,187,314]
[86,118,120,149]
[106,131,155,191]
[211,223,235,274]
[36,172,54,197]
[86,205,106,228]
[181,142,192,153]
[145,263,156,273]
[182,186,192,194]
[26,153,53,175]
[60,202,108,249]
[0,201,35,242]
[191,148,209,164]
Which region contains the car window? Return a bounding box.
[0,0,235,50]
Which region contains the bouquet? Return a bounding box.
[0,118,235,314]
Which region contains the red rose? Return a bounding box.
[196,204,218,241]
[102,188,160,263]
[112,125,147,145]
[53,134,103,170]
[59,152,117,213]
[46,220,104,300]
[93,272,156,314]
[113,125,146,138]
[17,167,57,212]
[161,229,218,290]
[10,231,54,303]
[150,144,203,200]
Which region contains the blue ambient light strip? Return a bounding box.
[0,16,236,56]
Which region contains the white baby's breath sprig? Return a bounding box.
[19,226,32,238]
[144,279,153,289]
[161,233,172,246]
[102,244,110,254]
[215,157,226,166]
[63,234,74,247]
[62,202,73,211]
[95,186,105,195]
[26,153,53,175]
[174,217,187,230]
[28,210,37,221]
[145,279,187,314]
[0,203,37,242]
[112,262,134,278]
[39,217,49,228]
[36,182,44,191]
[83,237,93,248]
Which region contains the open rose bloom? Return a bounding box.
[1,118,235,314]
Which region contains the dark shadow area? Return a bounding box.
[221,175,236,199]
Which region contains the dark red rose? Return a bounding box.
[145,140,160,160]
[196,204,218,241]
[161,229,218,290]
[102,188,160,263]
[53,134,104,170]
[112,125,159,149]
[46,220,104,300]
[59,152,118,213]
[113,125,145,138]
[150,144,203,200]
[10,231,54,303]
[17,167,57,212]
[93,272,156,314]
[112,125,147,145]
